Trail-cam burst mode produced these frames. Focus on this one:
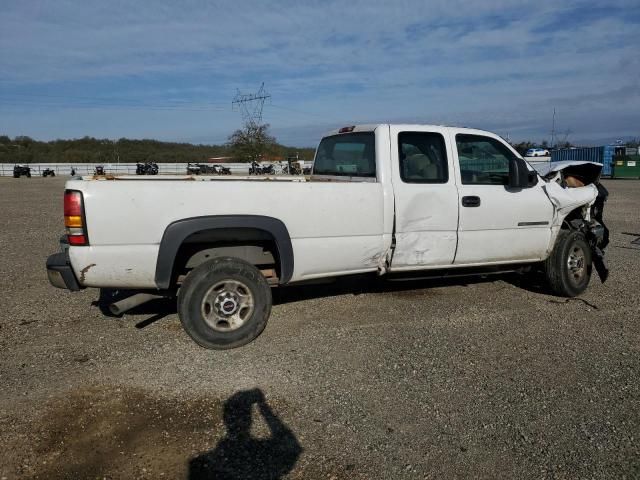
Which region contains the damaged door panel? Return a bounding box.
[388,126,459,269]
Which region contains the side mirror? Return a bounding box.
[508,157,537,189]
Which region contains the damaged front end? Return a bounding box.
[535,161,610,283]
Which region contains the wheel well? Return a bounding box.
[155,215,294,290]
[171,228,281,286]
[562,207,587,230]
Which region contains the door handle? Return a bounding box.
[462,196,481,207]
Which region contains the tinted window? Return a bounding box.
[399,132,448,183]
[456,134,515,185]
[313,132,376,177]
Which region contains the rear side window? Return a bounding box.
[313,132,376,177]
[456,134,515,185]
[399,132,448,183]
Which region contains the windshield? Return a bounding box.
[313,132,376,177]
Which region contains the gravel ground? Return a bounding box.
[0,177,638,479]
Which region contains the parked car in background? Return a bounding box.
[13,165,31,178]
[525,148,550,157]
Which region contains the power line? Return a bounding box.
[2,92,229,106]
[0,92,231,111]
[0,99,228,112]
[270,104,327,119]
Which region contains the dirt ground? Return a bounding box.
[0,177,638,479]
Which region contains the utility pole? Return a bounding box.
[113,140,119,161]
[550,108,556,148]
[232,83,271,126]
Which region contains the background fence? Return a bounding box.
[0,161,314,177]
[551,146,614,176]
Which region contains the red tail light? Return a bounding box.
[68,234,87,245]
[64,191,82,216]
[64,190,89,246]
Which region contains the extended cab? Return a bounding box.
[46,125,609,349]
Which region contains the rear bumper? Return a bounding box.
[46,249,82,291]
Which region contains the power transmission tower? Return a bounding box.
[232,83,271,126]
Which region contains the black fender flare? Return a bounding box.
[154,215,294,289]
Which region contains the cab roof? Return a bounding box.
[324,123,502,138]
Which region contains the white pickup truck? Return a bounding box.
[47,124,609,349]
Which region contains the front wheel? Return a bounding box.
[177,257,272,349]
[544,230,592,297]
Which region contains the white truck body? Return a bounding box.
[47,124,609,349]
[59,124,601,289]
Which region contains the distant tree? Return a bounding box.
[541,140,549,148]
[14,135,33,148]
[228,123,277,162]
[13,151,34,164]
[0,134,313,164]
[64,149,89,163]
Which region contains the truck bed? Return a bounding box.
[68,177,390,288]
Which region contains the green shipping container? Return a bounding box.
[612,155,640,179]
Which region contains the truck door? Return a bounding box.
[452,131,553,265]
[388,126,459,270]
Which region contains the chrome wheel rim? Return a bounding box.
[567,245,586,283]
[201,280,254,332]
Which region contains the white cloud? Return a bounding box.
[0,0,638,143]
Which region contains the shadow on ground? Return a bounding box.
[272,271,550,304]
[94,271,551,328]
[10,386,300,479]
[189,388,302,479]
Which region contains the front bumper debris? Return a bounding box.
[46,249,82,291]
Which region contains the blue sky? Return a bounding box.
[0,0,638,146]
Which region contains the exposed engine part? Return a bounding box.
[538,160,610,283]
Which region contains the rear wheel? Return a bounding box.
[177,257,272,349]
[544,230,592,297]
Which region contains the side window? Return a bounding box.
[398,132,448,183]
[456,134,514,185]
[314,133,376,177]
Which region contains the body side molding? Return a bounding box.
[155,215,294,289]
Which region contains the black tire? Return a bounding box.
[26,172,31,178]
[544,230,592,297]
[177,257,272,349]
